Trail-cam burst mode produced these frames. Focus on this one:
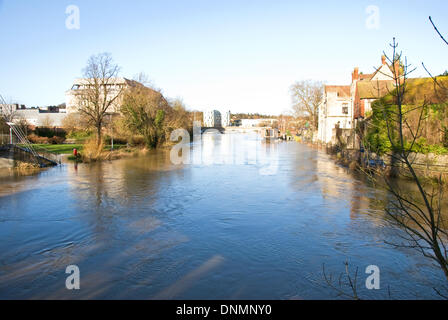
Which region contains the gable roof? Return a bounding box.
[325,85,350,97]
[369,64,395,81]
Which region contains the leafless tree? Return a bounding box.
[361,38,448,297]
[74,53,123,146]
[290,80,324,130]
[0,95,17,123]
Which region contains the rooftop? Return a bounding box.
[325,85,351,97]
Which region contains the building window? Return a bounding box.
[342,104,349,115]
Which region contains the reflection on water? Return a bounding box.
[0,134,445,299]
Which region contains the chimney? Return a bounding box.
[352,67,359,81]
[381,55,386,65]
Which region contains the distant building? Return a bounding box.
[14,108,67,127]
[317,86,352,144]
[0,103,26,116]
[65,77,143,114]
[203,110,222,127]
[221,110,231,127]
[0,103,67,127]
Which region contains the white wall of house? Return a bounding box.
[318,90,352,144]
[363,99,376,116]
[221,110,231,127]
[371,64,394,81]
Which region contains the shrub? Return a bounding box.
[104,135,128,145]
[443,125,448,148]
[128,135,145,146]
[67,130,94,141]
[81,138,105,161]
[35,127,66,138]
[27,134,49,144]
[48,136,66,144]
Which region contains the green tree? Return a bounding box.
[121,86,169,149]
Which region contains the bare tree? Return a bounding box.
[290,80,323,130]
[0,95,17,123]
[74,53,122,146]
[41,115,54,128]
[362,38,448,296]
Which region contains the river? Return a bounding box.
[0,133,445,299]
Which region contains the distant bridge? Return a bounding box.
[201,126,280,139]
[201,127,226,134]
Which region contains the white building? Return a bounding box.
[1,104,67,127]
[203,110,222,127]
[0,103,25,118]
[14,109,68,127]
[221,110,231,127]
[318,55,398,145]
[65,77,142,114]
[317,86,352,144]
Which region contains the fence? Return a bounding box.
[1,124,61,166]
[0,133,19,146]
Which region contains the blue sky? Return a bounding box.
[0,0,447,114]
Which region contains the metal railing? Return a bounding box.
[6,122,61,167]
[1,93,61,166]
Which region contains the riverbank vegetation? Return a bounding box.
[362,35,448,297]
[363,78,448,156]
[25,53,195,162]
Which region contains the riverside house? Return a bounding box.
[318,56,399,145]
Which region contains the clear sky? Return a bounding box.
[0,0,447,114]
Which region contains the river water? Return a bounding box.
[0,133,445,299]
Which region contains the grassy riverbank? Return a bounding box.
[30,144,126,154]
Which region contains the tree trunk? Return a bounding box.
[96,121,102,146]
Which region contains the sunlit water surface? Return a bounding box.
[0,133,445,299]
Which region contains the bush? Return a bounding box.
[128,135,145,147]
[28,134,50,144]
[67,130,94,142]
[443,125,448,148]
[35,127,66,138]
[406,137,448,155]
[104,135,128,145]
[81,138,105,161]
[48,136,66,144]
